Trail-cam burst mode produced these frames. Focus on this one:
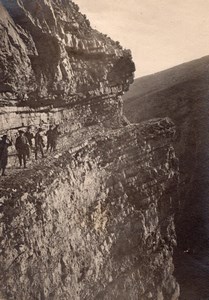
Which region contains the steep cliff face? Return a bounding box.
[0,1,179,299]
[123,59,209,299]
[0,0,135,106]
[0,120,179,300]
[0,0,135,132]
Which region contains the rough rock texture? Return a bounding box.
[0,120,179,300]
[123,59,209,299]
[0,0,135,106]
[0,1,179,299]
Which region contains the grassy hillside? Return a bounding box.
[123,55,209,124]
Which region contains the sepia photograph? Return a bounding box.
[0,0,209,299]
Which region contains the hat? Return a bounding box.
[18,130,24,134]
[2,134,7,139]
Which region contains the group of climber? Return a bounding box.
[0,125,60,176]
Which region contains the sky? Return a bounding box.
[75,0,209,78]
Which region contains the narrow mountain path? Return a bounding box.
[0,125,104,187]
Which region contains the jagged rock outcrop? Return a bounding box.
[0,119,179,300]
[0,1,180,299]
[0,0,135,132]
[0,0,134,106]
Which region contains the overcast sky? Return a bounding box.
[75,0,209,77]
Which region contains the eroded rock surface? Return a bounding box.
[0,119,179,300]
[0,0,135,106]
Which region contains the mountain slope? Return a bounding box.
[123,56,209,300]
[124,55,209,111]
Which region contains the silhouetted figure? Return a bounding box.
[51,125,60,152]
[46,125,53,152]
[35,128,45,160]
[15,130,29,168]
[0,135,12,176]
[25,126,34,158]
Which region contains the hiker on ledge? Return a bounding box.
[51,124,60,152]
[25,126,34,158]
[35,128,45,160]
[15,130,29,169]
[0,135,12,176]
[46,125,53,152]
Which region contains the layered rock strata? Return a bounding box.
[0,119,179,300]
[123,61,209,299]
[0,0,135,106]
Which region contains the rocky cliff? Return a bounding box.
[0,1,179,299]
[123,58,209,299]
[0,0,134,107]
[0,119,179,300]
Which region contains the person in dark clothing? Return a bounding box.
[35,128,45,160]
[15,130,29,168]
[46,125,53,152]
[25,126,34,158]
[0,135,12,176]
[51,125,60,152]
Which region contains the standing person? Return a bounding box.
[15,130,29,169]
[51,125,60,152]
[0,135,12,176]
[35,128,45,160]
[46,125,53,152]
[25,126,34,158]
